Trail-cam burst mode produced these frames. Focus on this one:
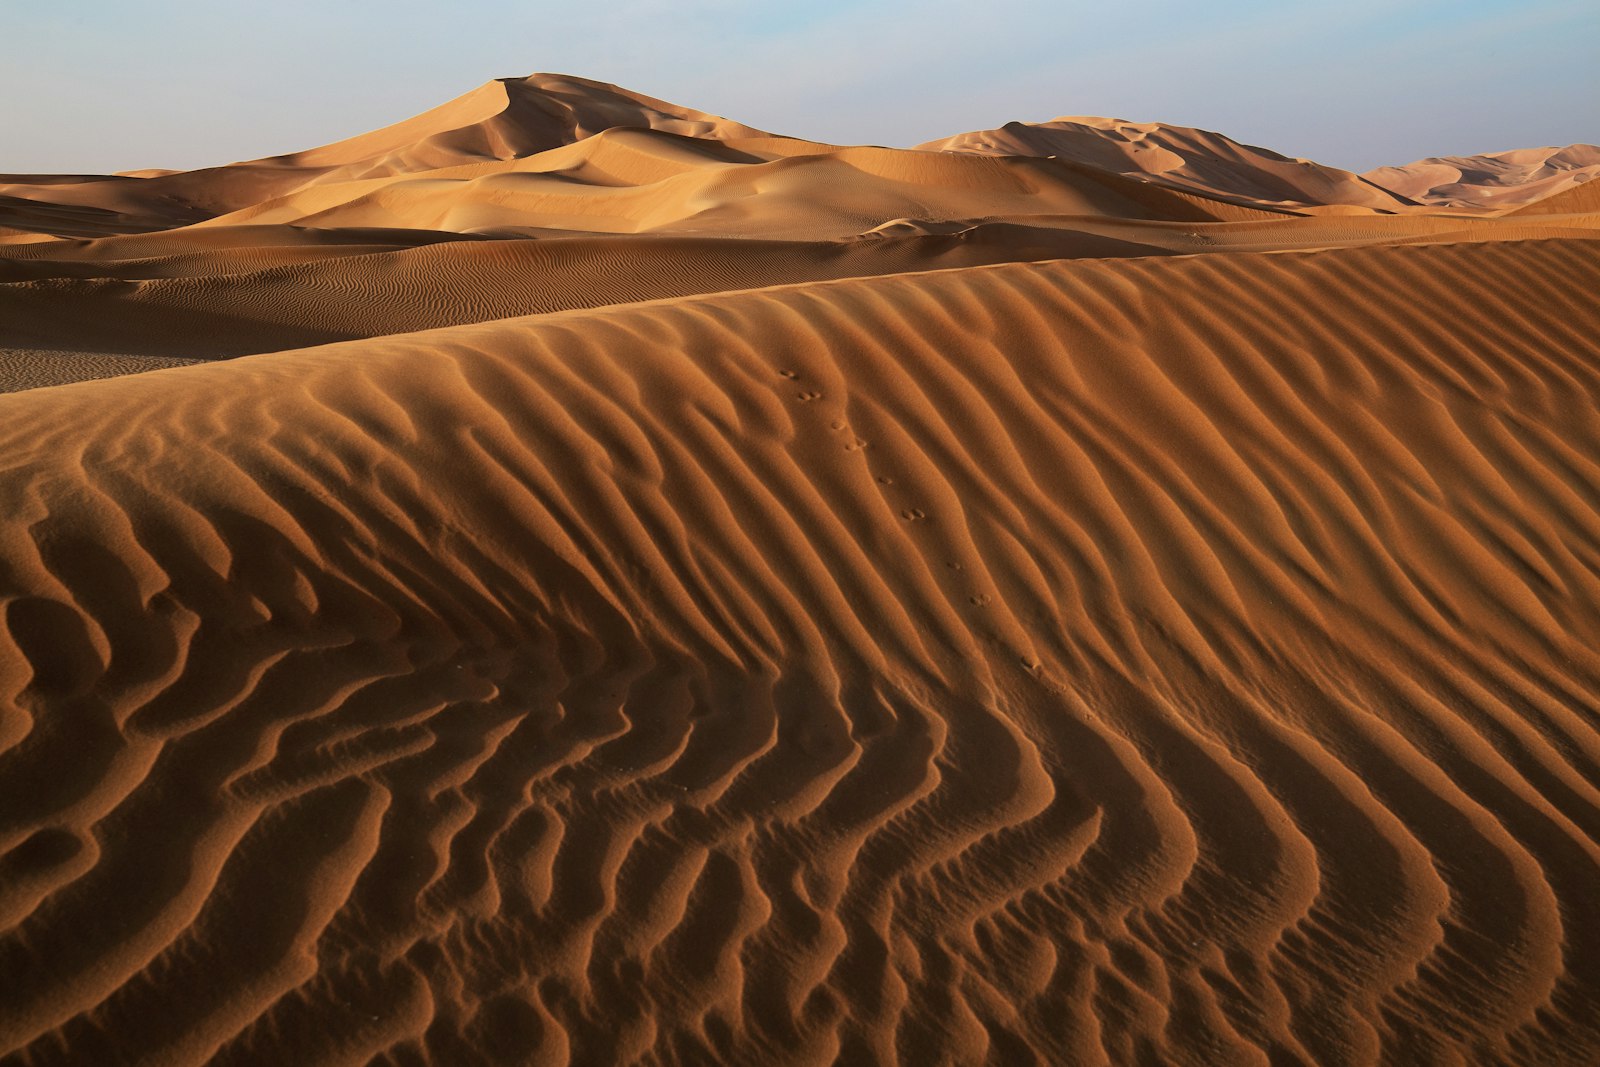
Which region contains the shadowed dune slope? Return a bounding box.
[3,213,1590,374]
[0,229,1178,363]
[2,238,1599,1065]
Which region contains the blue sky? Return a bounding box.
[3,0,1595,174]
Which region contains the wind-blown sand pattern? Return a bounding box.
[2,75,1599,1066]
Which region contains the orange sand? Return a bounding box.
[1,75,1598,1066]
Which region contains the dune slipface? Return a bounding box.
[2,74,1599,1067]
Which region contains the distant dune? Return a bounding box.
[917,116,1417,212]
[0,74,770,235]
[1365,144,1600,211]
[1510,170,1600,216]
[2,73,1598,1066]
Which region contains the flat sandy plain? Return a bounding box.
[2,74,1599,1065]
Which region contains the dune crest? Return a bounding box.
[1512,177,1600,216]
[280,73,775,179]
[0,73,771,236]
[916,116,1416,212]
[1365,144,1600,211]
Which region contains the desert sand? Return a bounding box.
[1,74,1599,1066]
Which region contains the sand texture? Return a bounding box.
[1365,145,1600,212]
[2,74,1599,1066]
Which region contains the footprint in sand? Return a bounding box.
[845,437,868,452]
[797,390,822,402]
[778,369,799,379]
[901,508,927,522]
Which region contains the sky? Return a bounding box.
[2,0,1596,175]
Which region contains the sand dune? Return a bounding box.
[0,230,1156,362]
[1511,175,1600,217]
[0,185,195,241]
[3,239,1599,1064]
[188,132,1285,239]
[917,116,1415,213]
[281,73,773,178]
[4,74,1587,246]
[922,120,1600,217]
[4,212,1588,376]
[1366,144,1600,212]
[0,74,768,239]
[3,71,1600,1066]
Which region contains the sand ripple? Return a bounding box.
[2,240,1599,1064]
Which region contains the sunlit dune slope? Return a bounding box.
[917,116,1414,213]
[189,129,1284,238]
[3,72,1590,248]
[0,73,771,236]
[2,238,1599,1065]
[282,72,772,178]
[1366,145,1600,212]
[1510,175,1600,216]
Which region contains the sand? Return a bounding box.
[917,117,1417,212]
[1365,145,1600,212]
[2,74,1598,1066]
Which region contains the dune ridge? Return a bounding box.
[1511,176,1600,217]
[1366,145,1600,212]
[0,73,770,238]
[4,210,1591,379]
[4,72,1588,249]
[3,238,1600,1064]
[915,116,1417,213]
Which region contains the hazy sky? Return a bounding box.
[3,0,1595,175]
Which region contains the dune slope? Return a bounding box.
[0,229,1179,361]
[189,131,1281,239]
[3,210,1588,379]
[0,73,772,237]
[2,238,1599,1065]
[1366,145,1600,212]
[917,117,1414,212]
[1511,177,1600,217]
